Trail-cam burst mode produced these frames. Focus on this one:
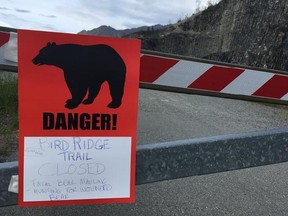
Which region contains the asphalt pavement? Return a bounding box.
[3,89,288,215]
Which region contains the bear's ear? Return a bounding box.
[47,42,56,47]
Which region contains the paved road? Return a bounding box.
[137,89,288,144]
[3,89,288,215]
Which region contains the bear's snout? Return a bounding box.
[32,56,42,66]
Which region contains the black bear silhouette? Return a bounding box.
[32,42,126,109]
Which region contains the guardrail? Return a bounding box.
[0,161,18,206]
[2,127,288,206]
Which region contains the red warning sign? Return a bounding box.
[18,29,141,206]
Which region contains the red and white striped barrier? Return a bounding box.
[0,31,17,66]
[1,30,288,104]
[140,54,288,102]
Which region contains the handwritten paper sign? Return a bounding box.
[18,30,141,206]
[24,137,131,201]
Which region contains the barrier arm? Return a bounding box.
[2,28,288,105]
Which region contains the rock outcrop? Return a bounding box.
[129,0,288,71]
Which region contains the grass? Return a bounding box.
[0,76,18,113]
[0,76,18,162]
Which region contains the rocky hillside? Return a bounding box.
[128,0,288,71]
[79,24,167,37]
